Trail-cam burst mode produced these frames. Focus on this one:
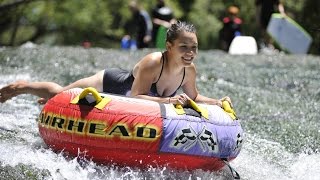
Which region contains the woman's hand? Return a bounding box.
[212,99,223,107]
[169,93,190,106]
[220,96,233,108]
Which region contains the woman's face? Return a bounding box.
[167,31,198,66]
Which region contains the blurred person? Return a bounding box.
[120,35,137,50]
[255,0,286,48]
[151,0,176,46]
[219,5,242,51]
[124,0,153,49]
[82,40,91,48]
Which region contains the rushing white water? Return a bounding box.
[0,45,319,179]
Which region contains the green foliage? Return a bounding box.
[0,0,318,54]
[188,0,224,49]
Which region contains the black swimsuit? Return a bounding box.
[102,53,185,97]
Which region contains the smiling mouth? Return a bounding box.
[182,57,193,62]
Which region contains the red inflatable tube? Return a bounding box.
[38,88,242,171]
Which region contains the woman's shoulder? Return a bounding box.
[143,51,163,61]
[133,51,163,74]
[139,52,163,67]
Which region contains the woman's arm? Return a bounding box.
[130,52,171,103]
[194,94,223,107]
[181,65,230,107]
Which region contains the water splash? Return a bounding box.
[1,45,320,179]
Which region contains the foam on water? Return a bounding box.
[1,46,320,179]
[232,133,320,180]
[290,153,320,179]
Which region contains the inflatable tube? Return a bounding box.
[38,88,243,171]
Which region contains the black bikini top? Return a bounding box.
[149,53,185,97]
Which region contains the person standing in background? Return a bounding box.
[151,0,176,47]
[125,0,153,49]
[255,0,286,49]
[219,5,242,51]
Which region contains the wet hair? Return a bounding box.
[166,21,197,43]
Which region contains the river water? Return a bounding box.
[0,44,319,180]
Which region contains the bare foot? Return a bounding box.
[37,98,48,104]
[0,80,29,103]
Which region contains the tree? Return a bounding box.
[0,0,318,54]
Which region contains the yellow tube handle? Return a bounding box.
[70,87,111,110]
[222,100,237,120]
[174,99,209,120]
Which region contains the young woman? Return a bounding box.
[0,21,230,107]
